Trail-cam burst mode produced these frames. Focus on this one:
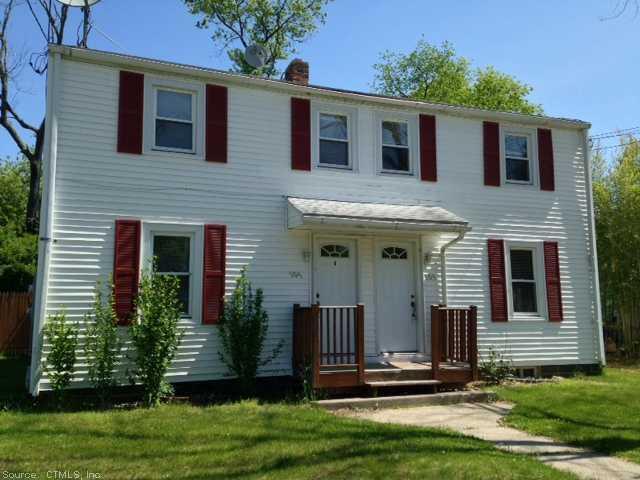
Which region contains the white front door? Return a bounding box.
[376,242,417,353]
[314,239,357,305]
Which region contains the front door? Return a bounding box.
[376,242,417,353]
[314,239,357,305]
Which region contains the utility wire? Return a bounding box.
[592,140,639,151]
[590,126,640,140]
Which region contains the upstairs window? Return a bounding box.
[153,234,192,315]
[319,113,350,168]
[509,248,538,314]
[381,121,410,173]
[505,133,531,183]
[154,88,195,152]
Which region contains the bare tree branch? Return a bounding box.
[601,0,639,20]
[0,0,92,232]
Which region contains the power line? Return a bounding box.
[590,126,640,140]
[592,140,639,151]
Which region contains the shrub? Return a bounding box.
[129,264,183,407]
[218,268,283,393]
[480,347,514,385]
[42,311,78,401]
[84,279,122,405]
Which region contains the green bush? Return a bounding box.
[84,279,122,405]
[42,311,78,401]
[479,347,514,385]
[0,228,37,292]
[129,264,183,407]
[218,268,283,393]
[0,157,37,292]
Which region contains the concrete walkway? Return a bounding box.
[345,402,640,480]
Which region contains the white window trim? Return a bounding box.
[142,222,204,324]
[144,76,205,158]
[311,102,358,172]
[501,126,539,187]
[504,240,548,321]
[375,112,419,177]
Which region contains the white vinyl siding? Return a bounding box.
[32,55,600,392]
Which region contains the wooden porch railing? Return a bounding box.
[293,303,365,388]
[430,305,478,381]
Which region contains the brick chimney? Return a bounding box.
[284,58,309,86]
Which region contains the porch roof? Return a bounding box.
[287,197,470,232]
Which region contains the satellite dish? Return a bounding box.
[55,0,101,6]
[245,44,268,69]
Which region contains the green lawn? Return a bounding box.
[496,366,640,464]
[0,401,574,479]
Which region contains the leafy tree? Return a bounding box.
[84,279,122,406]
[42,310,78,403]
[373,40,542,115]
[129,264,183,407]
[218,268,282,393]
[0,156,37,291]
[593,137,640,355]
[184,0,331,77]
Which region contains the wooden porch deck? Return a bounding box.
[293,304,478,392]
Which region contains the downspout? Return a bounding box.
[440,229,467,305]
[28,50,61,395]
[583,127,606,366]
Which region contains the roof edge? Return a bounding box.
[49,45,591,130]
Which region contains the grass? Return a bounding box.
[496,366,640,464]
[0,402,574,479]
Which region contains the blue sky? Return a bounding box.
[3,0,638,158]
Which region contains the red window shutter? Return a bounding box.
[117,71,144,155]
[291,97,311,171]
[487,239,508,322]
[202,224,226,324]
[113,219,141,325]
[206,85,228,163]
[420,114,437,182]
[544,241,564,322]
[483,121,500,186]
[538,128,555,191]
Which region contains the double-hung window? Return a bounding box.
[505,133,532,183]
[153,234,193,315]
[381,120,410,173]
[154,88,195,152]
[509,248,537,313]
[505,241,547,319]
[144,223,204,322]
[319,113,350,167]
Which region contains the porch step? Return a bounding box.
[366,379,442,388]
[364,368,433,382]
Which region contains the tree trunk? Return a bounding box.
[25,121,45,234]
[25,154,41,234]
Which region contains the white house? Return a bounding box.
[28,45,604,395]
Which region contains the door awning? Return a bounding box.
[287,197,470,232]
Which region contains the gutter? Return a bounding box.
[28,51,61,396]
[440,231,467,305]
[49,45,591,131]
[582,128,606,366]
